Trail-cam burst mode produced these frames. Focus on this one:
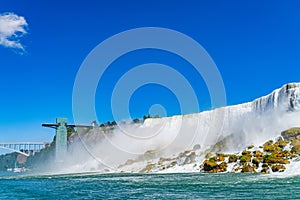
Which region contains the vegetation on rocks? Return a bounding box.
[201,127,300,174]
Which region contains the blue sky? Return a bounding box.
[0,0,300,147]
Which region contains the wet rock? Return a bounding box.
[118,159,136,168]
[276,138,287,148]
[125,159,134,165]
[252,157,261,166]
[209,154,225,162]
[137,150,158,161]
[193,144,201,150]
[263,154,290,164]
[203,160,227,173]
[263,141,280,153]
[199,127,300,174]
[253,150,264,158]
[181,150,192,156]
[212,138,228,152]
[281,127,300,141]
[239,154,251,163]
[218,162,227,172]
[203,160,218,172]
[183,152,196,164]
[217,153,225,161]
[291,145,300,154]
[166,161,177,169]
[271,164,286,172]
[205,152,213,159]
[139,163,155,173]
[211,135,237,152]
[228,154,238,163]
[242,150,251,155]
[291,139,300,146]
[241,164,255,173]
[260,167,270,174]
[144,150,158,160]
[282,150,292,158]
[158,157,172,165]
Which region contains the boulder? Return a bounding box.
[260,167,270,174]
[141,150,158,160]
[263,154,290,164]
[205,152,213,159]
[239,155,251,163]
[253,150,264,158]
[281,127,300,141]
[209,154,225,162]
[203,160,227,173]
[217,162,227,173]
[262,163,269,168]
[291,139,300,146]
[125,159,135,165]
[252,157,261,166]
[271,164,286,172]
[203,160,218,172]
[193,144,201,150]
[216,153,225,161]
[275,138,287,148]
[253,150,263,157]
[158,157,172,165]
[282,150,292,158]
[241,164,255,173]
[228,154,238,163]
[242,150,251,155]
[183,152,196,164]
[166,161,177,169]
[291,145,300,154]
[263,142,280,153]
[139,163,155,173]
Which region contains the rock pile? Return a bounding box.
[201,127,300,174]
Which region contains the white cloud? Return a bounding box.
[0,13,28,51]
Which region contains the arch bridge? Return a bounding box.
[0,142,50,157]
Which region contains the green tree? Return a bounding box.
[67,126,75,139]
[143,114,151,121]
[132,118,140,123]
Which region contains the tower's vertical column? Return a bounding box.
[55,118,67,162]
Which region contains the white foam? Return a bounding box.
[47,83,300,175]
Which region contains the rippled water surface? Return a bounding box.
[0,172,299,199]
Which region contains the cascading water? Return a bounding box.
[52,83,300,174]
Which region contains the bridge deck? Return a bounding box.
[0,142,49,145]
[0,142,51,156]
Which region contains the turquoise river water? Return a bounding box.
[0,172,300,199]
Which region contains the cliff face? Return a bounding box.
[252,83,300,113]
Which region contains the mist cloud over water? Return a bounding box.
[40,83,300,175]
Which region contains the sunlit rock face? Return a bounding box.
[252,83,300,113]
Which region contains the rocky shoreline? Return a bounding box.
[201,127,300,174]
[116,127,300,174]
